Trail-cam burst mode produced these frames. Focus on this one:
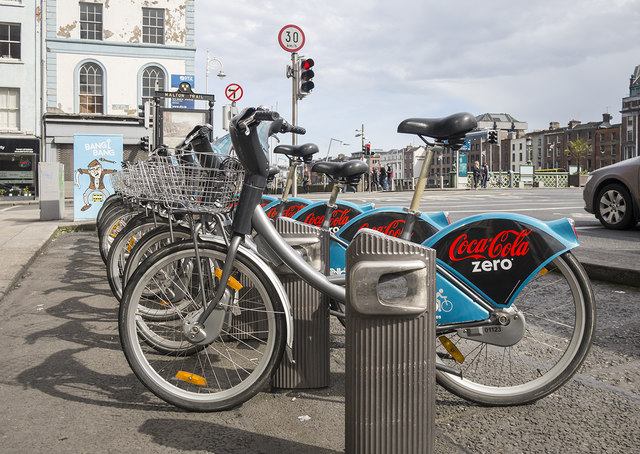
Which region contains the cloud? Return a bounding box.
[195,0,640,151]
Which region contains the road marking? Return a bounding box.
[1,206,18,212]
[431,206,584,214]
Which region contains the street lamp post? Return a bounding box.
[324,138,349,188]
[205,49,226,93]
[355,125,368,191]
[325,138,349,161]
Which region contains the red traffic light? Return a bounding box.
[301,58,314,70]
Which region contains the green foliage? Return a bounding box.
[564,138,591,172]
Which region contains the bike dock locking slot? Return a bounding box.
[345,228,436,454]
[270,217,330,389]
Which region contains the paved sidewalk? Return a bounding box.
[0,199,638,303]
[0,200,93,301]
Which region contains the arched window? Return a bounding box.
[142,66,165,103]
[79,62,103,114]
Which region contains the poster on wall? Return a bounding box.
[73,134,123,221]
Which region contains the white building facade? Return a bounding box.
[44,0,195,195]
[0,0,44,196]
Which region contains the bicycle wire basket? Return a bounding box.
[156,150,244,215]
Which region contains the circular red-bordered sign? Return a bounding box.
[278,25,305,52]
[225,83,243,102]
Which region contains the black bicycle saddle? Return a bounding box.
[274,143,319,162]
[312,160,369,179]
[397,112,477,140]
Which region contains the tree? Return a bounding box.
[564,138,591,173]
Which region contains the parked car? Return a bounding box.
[583,157,640,229]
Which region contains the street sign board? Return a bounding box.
[171,75,195,109]
[225,83,243,102]
[278,24,305,52]
[460,139,471,151]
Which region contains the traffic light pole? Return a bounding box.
[291,52,299,197]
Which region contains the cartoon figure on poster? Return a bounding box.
[74,158,117,211]
[73,134,123,220]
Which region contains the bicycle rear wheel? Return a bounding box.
[436,251,596,405]
[119,242,287,411]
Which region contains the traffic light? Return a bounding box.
[139,136,150,152]
[298,57,315,97]
[488,130,498,144]
[138,101,152,129]
[365,143,371,155]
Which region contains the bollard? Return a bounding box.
[345,228,435,454]
[266,217,330,389]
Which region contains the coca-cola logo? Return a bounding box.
[303,208,353,229]
[266,203,306,219]
[359,219,406,238]
[448,229,531,262]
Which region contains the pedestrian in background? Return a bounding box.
[387,164,393,191]
[481,162,489,189]
[472,160,481,190]
[380,165,387,191]
[371,167,379,191]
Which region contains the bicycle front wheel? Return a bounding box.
[436,251,596,405]
[119,242,287,411]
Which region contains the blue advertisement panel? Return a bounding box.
[458,153,468,177]
[73,134,123,221]
[171,74,195,109]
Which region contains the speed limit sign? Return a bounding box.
[278,25,305,52]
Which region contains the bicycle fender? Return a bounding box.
[335,207,449,243]
[424,213,579,307]
[201,234,295,353]
[328,207,450,275]
[292,200,364,234]
[260,195,278,208]
[263,197,311,219]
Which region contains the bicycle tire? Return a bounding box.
[106,214,161,301]
[96,194,123,226]
[99,206,138,263]
[435,251,596,406]
[119,241,287,411]
[97,200,131,235]
[122,224,192,289]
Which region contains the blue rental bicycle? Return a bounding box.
[118,108,595,411]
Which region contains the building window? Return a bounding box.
[0,23,21,59]
[79,63,104,114]
[80,3,103,40]
[0,88,20,130]
[612,144,617,155]
[141,66,165,102]
[143,8,164,44]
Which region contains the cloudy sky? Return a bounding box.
[194,0,640,157]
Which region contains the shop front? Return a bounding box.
[0,137,40,199]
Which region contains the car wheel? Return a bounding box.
[595,183,635,229]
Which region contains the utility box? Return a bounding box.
[345,228,436,454]
[39,162,65,220]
